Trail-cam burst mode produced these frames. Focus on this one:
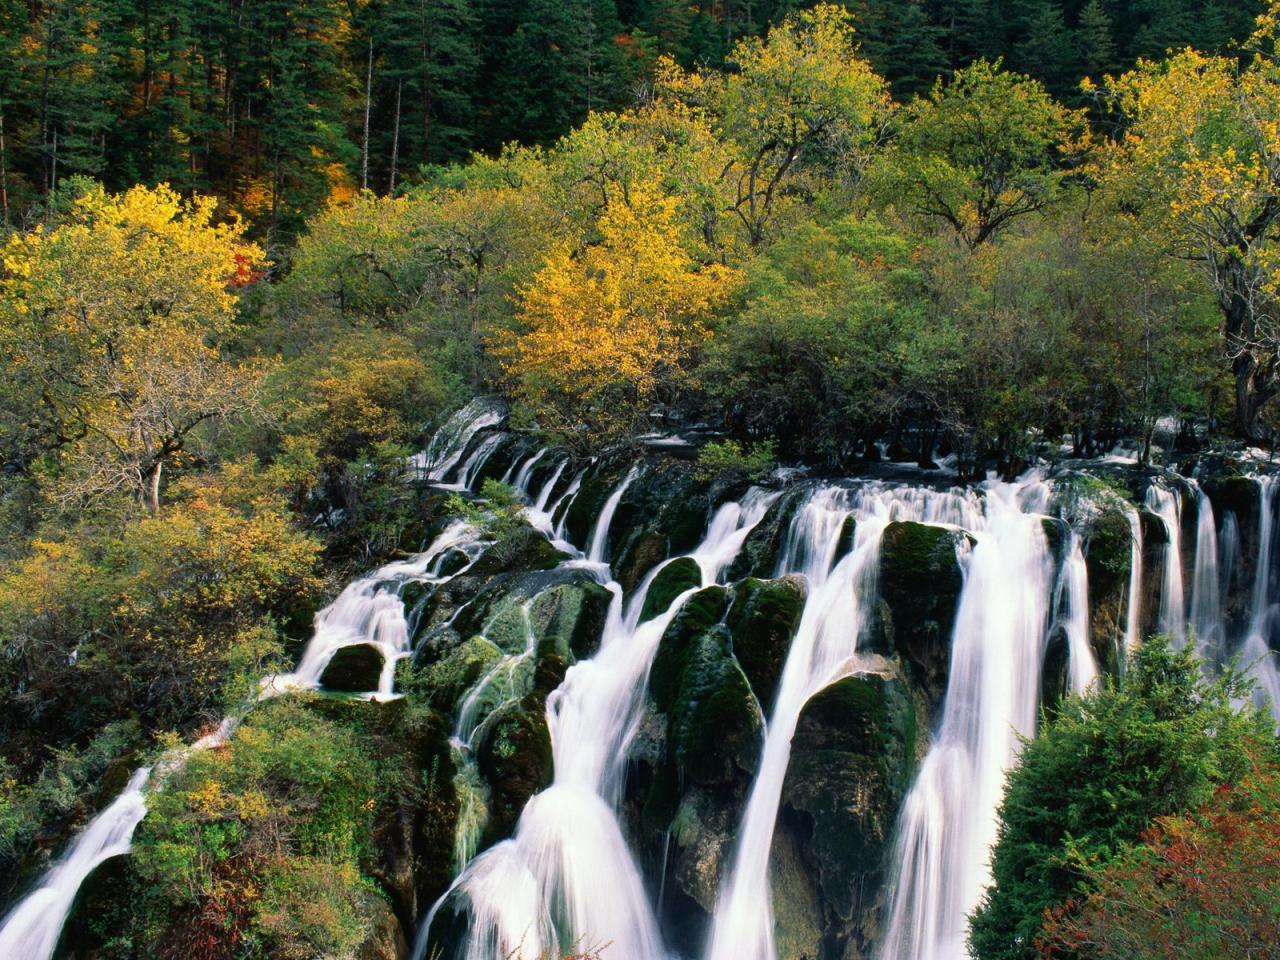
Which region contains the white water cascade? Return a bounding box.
[1188,484,1223,658]
[411,398,507,481]
[1242,476,1280,717]
[262,521,484,700]
[709,482,986,960]
[414,482,778,960]
[876,477,1054,960]
[1144,483,1186,643]
[1122,507,1144,657]
[1060,534,1100,695]
[0,768,151,959]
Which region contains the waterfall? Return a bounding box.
[1061,534,1099,695]
[1188,484,1223,658]
[0,768,151,959]
[411,397,506,481]
[1241,476,1280,717]
[877,476,1054,960]
[0,402,509,960]
[262,521,484,701]
[1122,507,1144,656]
[508,449,547,491]
[1144,483,1186,643]
[414,484,778,960]
[708,483,983,960]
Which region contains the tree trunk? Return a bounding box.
[146,460,163,514]
[361,35,372,191]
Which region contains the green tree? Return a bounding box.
[878,59,1085,248]
[968,636,1275,960]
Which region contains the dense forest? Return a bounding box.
[0,2,1279,960]
[0,0,1265,245]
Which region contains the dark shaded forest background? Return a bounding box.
[0,0,1263,247]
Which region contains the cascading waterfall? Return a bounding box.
[0,407,512,960]
[1242,475,1280,717]
[708,483,984,960]
[877,477,1054,960]
[1144,483,1186,643]
[412,398,507,481]
[1122,507,1144,657]
[1060,533,1099,695]
[262,521,484,700]
[0,768,152,959]
[1188,483,1223,658]
[414,482,778,960]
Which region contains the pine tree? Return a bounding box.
[1076,0,1117,78]
[1013,0,1073,99]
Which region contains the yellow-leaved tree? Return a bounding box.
[1094,3,1280,437]
[0,181,268,511]
[495,179,739,445]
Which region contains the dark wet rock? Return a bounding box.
[781,669,918,954]
[876,521,968,702]
[640,557,704,623]
[476,693,554,843]
[726,576,806,715]
[770,822,825,960]
[320,643,386,693]
[617,530,669,594]
[466,527,567,579]
[649,587,761,785]
[528,580,613,662]
[725,488,804,582]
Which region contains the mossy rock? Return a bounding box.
[639,556,704,623]
[466,527,567,579]
[1082,507,1134,603]
[528,580,613,662]
[726,576,806,715]
[650,587,732,710]
[668,626,763,785]
[1041,517,1067,562]
[876,521,968,702]
[476,693,554,843]
[724,489,803,582]
[419,636,502,712]
[781,671,917,930]
[563,470,621,548]
[1200,475,1260,528]
[769,822,824,960]
[319,643,386,693]
[616,530,669,593]
[1041,624,1071,716]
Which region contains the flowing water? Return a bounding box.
[1145,483,1186,643]
[10,393,1280,960]
[876,477,1054,960]
[414,482,778,960]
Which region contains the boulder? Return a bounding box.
[356,894,410,960]
[781,670,918,950]
[640,557,704,623]
[476,694,554,844]
[419,636,502,712]
[319,643,386,693]
[726,576,806,715]
[876,521,968,703]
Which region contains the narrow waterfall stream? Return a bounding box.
[1144,483,1186,643]
[1243,476,1280,716]
[1188,483,1223,659]
[877,477,1054,960]
[1059,533,1100,695]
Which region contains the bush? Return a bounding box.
[694,438,778,483]
[968,636,1276,960]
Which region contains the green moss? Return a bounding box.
[420,636,502,711]
[666,627,762,784]
[782,672,918,923]
[639,556,703,623]
[726,576,805,714]
[649,586,731,710]
[476,694,553,842]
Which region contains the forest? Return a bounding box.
[0,2,1278,960]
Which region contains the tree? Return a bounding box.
[1076,0,1118,78]
[0,181,268,512]
[683,3,893,246]
[1037,769,1280,959]
[880,59,1085,248]
[1095,8,1280,438]
[494,179,739,445]
[968,636,1274,960]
